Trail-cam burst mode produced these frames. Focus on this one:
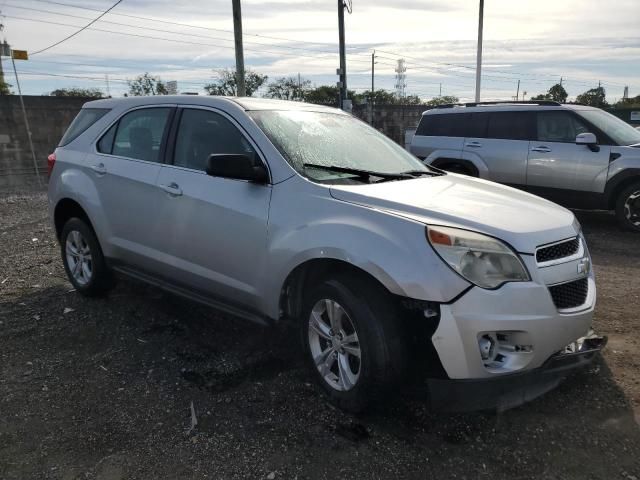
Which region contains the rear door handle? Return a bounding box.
[531,146,552,153]
[465,141,482,148]
[159,182,183,196]
[91,163,107,175]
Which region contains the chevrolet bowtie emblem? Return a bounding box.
[577,257,591,275]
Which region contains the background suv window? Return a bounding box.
[416,113,466,137]
[110,108,171,162]
[486,112,534,140]
[59,108,110,146]
[537,111,589,143]
[173,109,257,171]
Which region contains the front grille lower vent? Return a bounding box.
[536,237,580,264]
[549,277,588,310]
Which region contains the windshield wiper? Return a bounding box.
[399,169,445,177]
[303,163,413,181]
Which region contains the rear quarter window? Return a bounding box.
[59,108,110,146]
[416,113,467,137]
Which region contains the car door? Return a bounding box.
[527,111,611,192]
[155,106,272,311]
[462,111,533,185]
[93,105,175,273]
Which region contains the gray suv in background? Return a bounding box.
[410,101,640,231]
[48,96,605,412]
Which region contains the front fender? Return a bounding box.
[262,178,470,319]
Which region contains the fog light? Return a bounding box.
[478,334,496,361]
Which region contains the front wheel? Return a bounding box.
[300,275,407,412]
[615,182,640,232]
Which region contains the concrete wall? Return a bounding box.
[0,95,635,191]
[0,96,88,191]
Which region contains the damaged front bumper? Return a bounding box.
[427,333,607,412]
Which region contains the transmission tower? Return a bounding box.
[394,59,406,99]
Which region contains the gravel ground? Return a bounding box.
[1,193,639,480]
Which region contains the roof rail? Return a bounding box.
[434,100,561,109]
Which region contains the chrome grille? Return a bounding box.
[549,278,588,310]
[536,237,580,264]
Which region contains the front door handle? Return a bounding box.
[531,146,552,153]
[465,141,482,148]
[91,163,107,175]
[159,182,183,196]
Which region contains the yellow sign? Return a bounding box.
[11,50,29,61]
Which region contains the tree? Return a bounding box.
[425,95,459,107]
[204,69,267,97]
[615,95,640,108]
[0,78,11,95]
[353,89,395,105]
[576,86,608,108]
[531,83,567,103]
[265,76,311,101]
[50,87,103,98]
[304,85,355,105]
[128,73,168,96]
[402,95,424,105]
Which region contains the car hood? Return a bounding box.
[329,174,578,253]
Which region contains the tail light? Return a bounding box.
[47,153,56,178]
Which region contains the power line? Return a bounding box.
[4,3,371,59]
[30,0,122,55]
[27,0,369,52]
[5,14,372,64]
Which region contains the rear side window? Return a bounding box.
[107,108,171,162]
[416,113,466,137]
[486,112,534,140]
[59,108,110,146]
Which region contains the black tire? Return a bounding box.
[300,274,407,412]
[615,182,640,232]
[60,217,114,296]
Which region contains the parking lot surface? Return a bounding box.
[1,193,639,480]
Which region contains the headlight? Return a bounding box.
[426,226,530,289]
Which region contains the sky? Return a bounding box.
[0,0,638,102]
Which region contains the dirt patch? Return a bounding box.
[1,194,639,479]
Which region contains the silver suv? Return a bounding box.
[410,101,640,231]
[48,96,605,412]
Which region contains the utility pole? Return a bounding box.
[232,0,246,97]
[105,74,111,98]
[8,45,41,186]
[337,0,348,109]
[515,79,520,101]
[439,83,442,97]
[474,0,484,102]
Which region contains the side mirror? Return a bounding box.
[576,132,599,152]
[206,154,269,183]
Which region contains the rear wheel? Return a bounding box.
[60,217,114,296]
[615,182,640,232]
[300,274,406,412]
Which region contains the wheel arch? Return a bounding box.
[278,258,394,323]
[54,198,94,240]
[430,157,480,177]
[605,168,640,210]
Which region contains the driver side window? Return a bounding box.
[173,108,257,171]
[537,111,589,143]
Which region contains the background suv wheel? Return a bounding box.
[300,274,407,412]
[615,182,640,232]
[60,217,114,296]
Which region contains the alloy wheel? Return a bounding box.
[624,190,640,227]
[308,298,361,391]
[65,230,93,286]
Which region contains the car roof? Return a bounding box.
[422,103,602,115]
[85,95,346,114]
